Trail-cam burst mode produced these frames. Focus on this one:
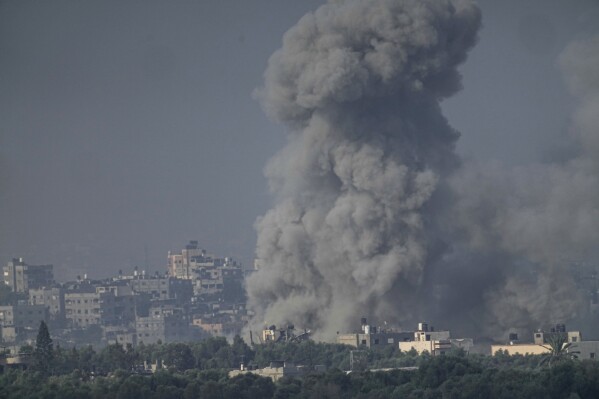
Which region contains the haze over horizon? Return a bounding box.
[2,0,598,292]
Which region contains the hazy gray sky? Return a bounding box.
[1,0,598,280]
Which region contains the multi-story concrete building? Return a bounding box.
[167,241,204,279]
[65,282,136,328]
[167,241,244,300]
[128,275,193,303]
[0,304,48,342]
[95,283,136,326]
[65,290,109,328]
[135,304,195,344]
[192,315,244,337]
[3,258,54,293]
[29,287,64,319]
[191,257,243,297]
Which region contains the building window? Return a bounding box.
[591,353,595,359]
[572,337,578,342]
[361,339,367,346]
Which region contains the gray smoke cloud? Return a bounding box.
[245,0,481,339]
[443,35,599,338]
[247,0,599,341]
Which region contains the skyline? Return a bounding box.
[2,0,599,285]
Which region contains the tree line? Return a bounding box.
[2,322,598,398]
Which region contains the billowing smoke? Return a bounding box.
[245,0,481,339]
[247,0,599,341]
[444,35,599,338]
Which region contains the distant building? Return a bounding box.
[0,353,33,372]
[193,315,244,337]
[29,287,64,319]
[128,274,193,303]
[167,241,204,279]
[397,323,474,356]
[0,304,48,342]
[229,361,326,382]
[103,325,137,347]
[491,324,599,358]
[398,323,449,356]
[192,260,243,297]
[336,318,412,348]
[3,258,54,293]
[64,290,108,328]
[135,304,195,344]
[95,283,136,326]
[336,320,473,354]
[166,241,243,300]
[64,283,135,328]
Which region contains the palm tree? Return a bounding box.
[540,332,579,367]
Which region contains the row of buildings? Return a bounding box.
[0,242,248,346]
[336,319,474,356]
[335,318,599,361]
[492,324,599,360]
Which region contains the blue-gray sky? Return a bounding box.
[1,0,598,280]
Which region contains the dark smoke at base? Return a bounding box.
[246,0,599,341]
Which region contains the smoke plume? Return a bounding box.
[444,35,599,337]
[246,0,481,339]
[247,0,599,341]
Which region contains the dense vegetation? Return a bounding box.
[3,334,599,398]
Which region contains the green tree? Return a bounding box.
[98,344,136,371]
[163,343,195,371]
[231,335,254,365]
[200,380,223,399]
[34,320,54,374]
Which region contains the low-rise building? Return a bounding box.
[398,323,451,356]
[103,325,138,347]
[398,323,474,356]
[336,318,412,348]
[492,325,587,357]
[229,361,326,382]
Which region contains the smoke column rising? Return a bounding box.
[446,35,599,337]
[246,0,481,339]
